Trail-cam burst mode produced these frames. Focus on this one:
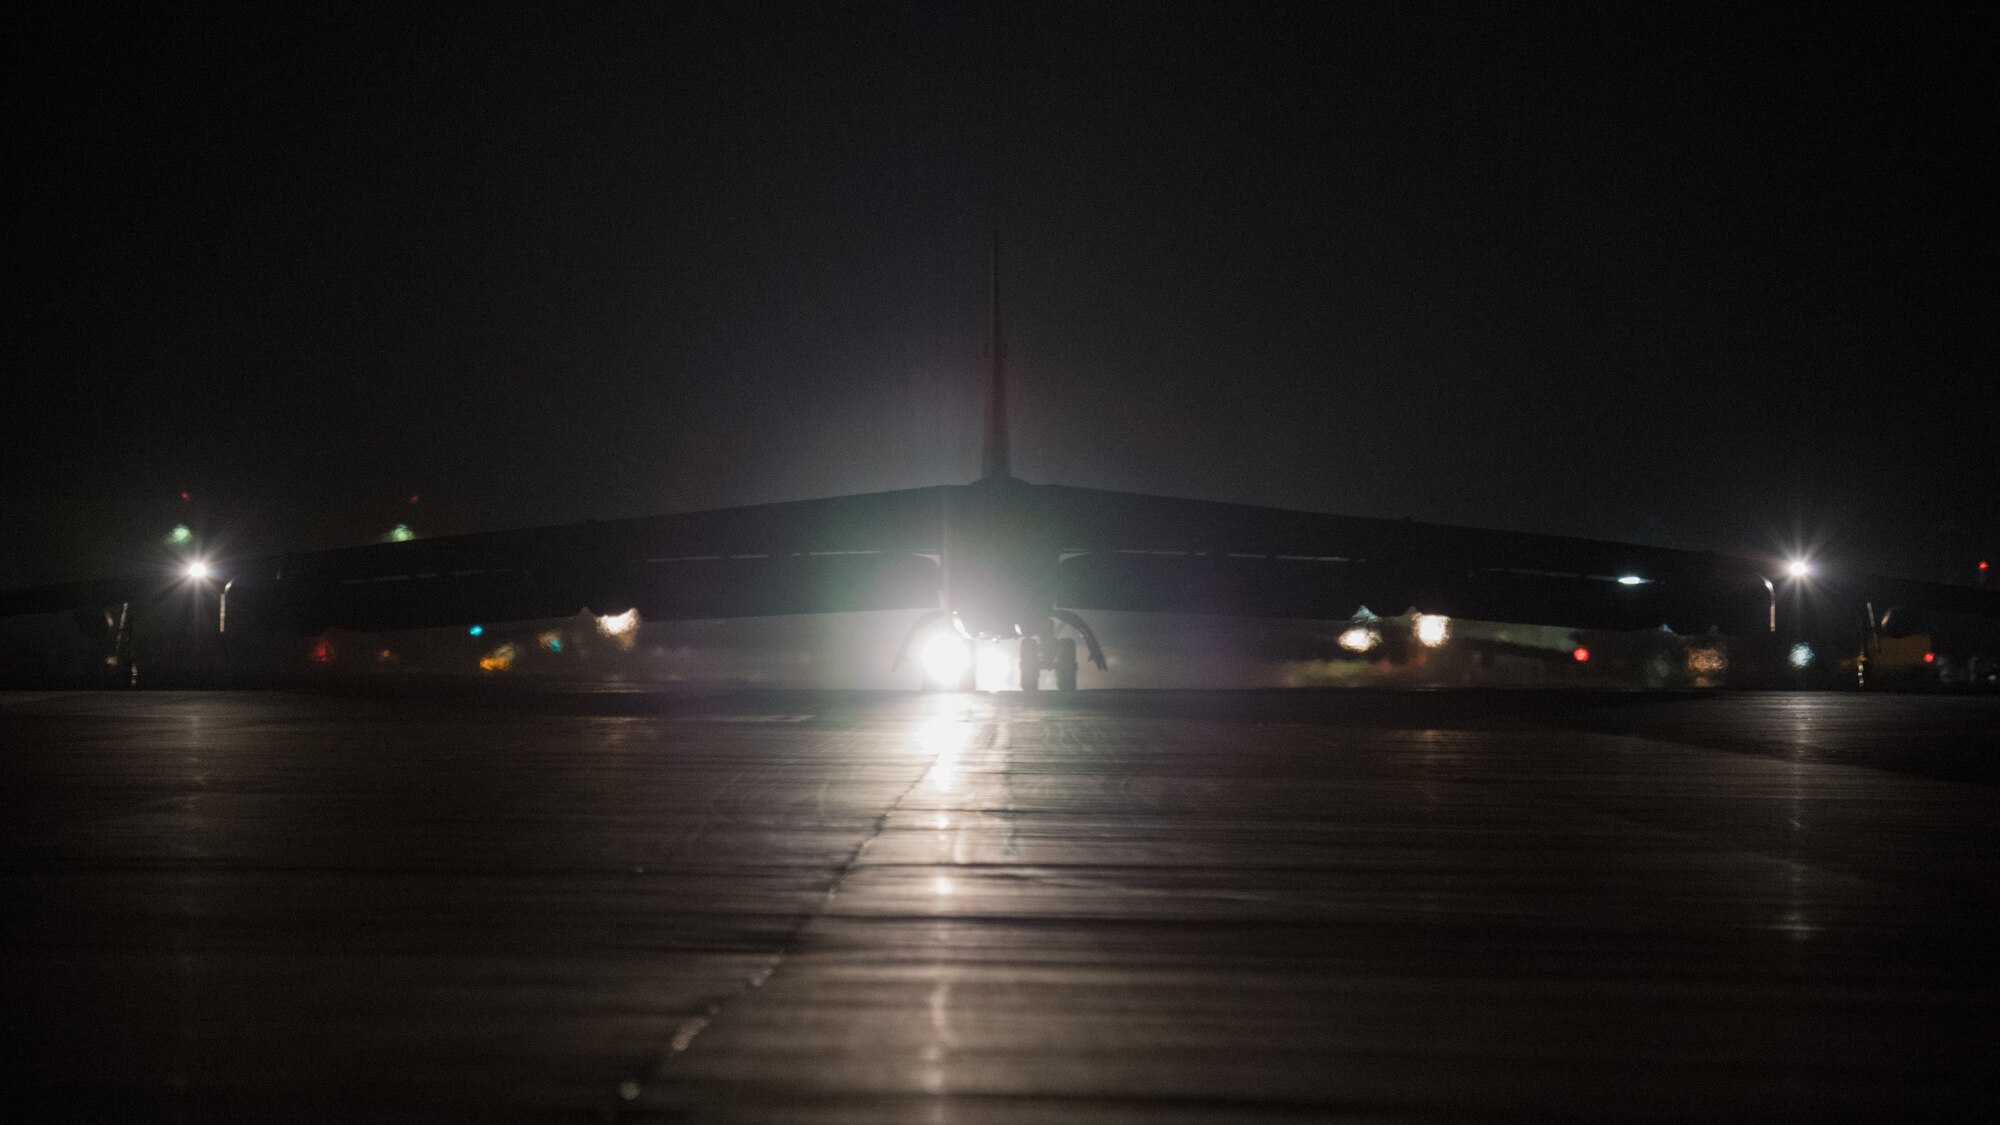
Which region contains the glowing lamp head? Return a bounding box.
[183,561,211,579]
[1785,559,1812,579]
[1788,643,1814,669]
[920,632,973,687]
[167,524,193,545]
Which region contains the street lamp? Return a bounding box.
[1765,557,1814,632]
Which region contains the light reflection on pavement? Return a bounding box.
[0,689,1995,1122]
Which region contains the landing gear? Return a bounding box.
[1055,637,1079,692]
[900,610,1107,694]
[1018,635,1077,691]
[1018,636,1042,692]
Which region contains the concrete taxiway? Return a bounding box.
[2,689,1995,1122]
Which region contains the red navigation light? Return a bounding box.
[309,638,335,665]
[179,490,190,502]
[409,494,421,505]
[1923,652,1936,664]
[1981,561,1990,572]
[1572,646,1591,663]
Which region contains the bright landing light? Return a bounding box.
[1616,575,1646,586]
[1786,559,1813,578]
[920,633,973,686]
[183,561,211,579]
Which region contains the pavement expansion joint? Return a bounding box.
[602,711,1002,1118]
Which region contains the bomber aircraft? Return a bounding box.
[3,250,1996,689]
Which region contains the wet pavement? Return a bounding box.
[2,689,1996,1122]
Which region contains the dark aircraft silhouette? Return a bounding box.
[5,249,1997,689]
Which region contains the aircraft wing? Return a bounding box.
[1,487,949,633]
[5,480,1992,640]
[1037,485,1996,635]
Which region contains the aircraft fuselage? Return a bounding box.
[942,477,1058,640]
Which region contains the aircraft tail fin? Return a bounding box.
[980,233,1011,480]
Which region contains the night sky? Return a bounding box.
[4,2,1992,588]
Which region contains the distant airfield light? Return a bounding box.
[309,637,335,664]
[468,625,484,637]
[1785,559,1813,579]
[183,560,211,579]
[1788,643,1814,669]
[1572,646,1591,663]
[479,643,518,673]
[1687,646,1727,676]
[387,523,415,543]
[537,631,563,653]
[1923,652,1936,664]
[167,524,193,545]
[1338,626,1381,653]
[1616,575,1646,586]
[1413,614,1450,648]
[921,632,974,686]
[594,608,640,651]
[1980,560,1990,573]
